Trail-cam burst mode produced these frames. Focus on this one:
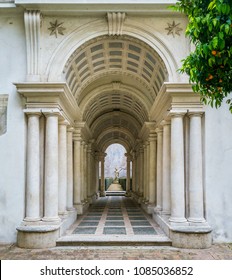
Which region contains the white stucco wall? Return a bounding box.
[204,101,232,242]
[0,10,27,243]
[0,4,232,245]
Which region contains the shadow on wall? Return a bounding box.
[0,95,8,136]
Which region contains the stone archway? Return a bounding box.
[15,12,212,249]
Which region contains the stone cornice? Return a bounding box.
[74,121,92,141]
[14,1,178,16]
[139,121,156,141]
[15,82,81,126]
[150,83,204,124]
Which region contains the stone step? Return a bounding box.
[105,191,126,196]
[56,236,172,247]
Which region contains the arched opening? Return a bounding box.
[104,143,128,192]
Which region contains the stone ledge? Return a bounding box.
[170,226,212,234]
[17,225,60,233]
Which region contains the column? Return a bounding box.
[125,153,131,195]
[155,127,163,212]
[188,113,206,223]
[43,113,60,222]
[148,132,157,204]
[100,153,106,196]
[145,141,150,202]
[24,113,41,222]
[87,143,92,202]
[132,152,136,193]
[136,150,140,194]
[67,127,74,210]
[139,147,144,196]
[83,143,88,202]
[169,113,187,224]
[80,141,85,202]
[39,116,45,218]
[143,143,147,201]
[161,120,171,215]
[73,131,82,208]
[58,120,68,216]
[95,153,100,195]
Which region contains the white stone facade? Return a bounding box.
[0,0,232,247]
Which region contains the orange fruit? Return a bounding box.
[211,50,217,56]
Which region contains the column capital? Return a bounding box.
[43,111,60,117]
[188,111,204,118]
[155,127,163,134]
[59,119,69,126]
[99,152,107,160]
[67,126,74,133]
[24,110,41,117]
[161,119,171,126]
[148,133,157,142]
[169,112,186,118]
[73,129,82,141]
[125,153,132,161]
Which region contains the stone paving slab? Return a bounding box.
[1,243,232,260]
[66,196,164,239]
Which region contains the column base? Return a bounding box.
[67,207,76,212]
[169,216,188,226]
[59,211,68,217]
[17,225,60,249]
[42,216,61,223]
[23,217,41,222]
[188,217,207,225]
[141,202,155,214]
[125,191,131,197]
[154,206,162,214]
[74,203,84,214]
[100,191,106,197]
[153,212,212,249]
[160,210,171,215]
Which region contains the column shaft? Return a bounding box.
[73,137,82,206]
[145,142,150,201]
[58,121,68,215]
[43,114,60,222]
[143,144,147,201]
[169,114,187,224]
[139,148,144,196]
[67,127,74,210]
[162,121,171,215]
[149,135,156,204]
[132,154,136,193]
[100,155,106,196]
[155,128,163,212]
[25,113,41,221]
[188,113,205,223]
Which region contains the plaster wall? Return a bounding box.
[0,11,27,243]
[204,101,232,242]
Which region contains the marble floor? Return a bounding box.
[57,196,171,245]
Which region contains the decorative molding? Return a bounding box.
[24,10,41,81]
[48,20,66,38]
[165,21,183,37]
[15,82,82,125]
[0,94,8,136]
[107,12,126,36]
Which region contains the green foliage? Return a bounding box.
[172,0,232,112]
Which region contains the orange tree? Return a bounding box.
[173,0,232,111]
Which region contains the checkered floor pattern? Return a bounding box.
[67,196,164,236]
